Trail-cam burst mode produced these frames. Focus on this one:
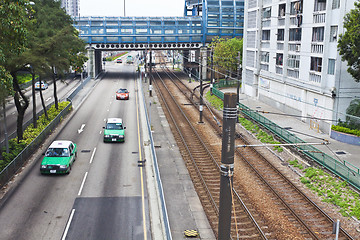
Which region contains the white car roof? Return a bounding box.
[48,140,73,148]
[107,118,123,124]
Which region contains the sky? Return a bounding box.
[80,0,185,17]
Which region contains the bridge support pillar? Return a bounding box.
[87,48,95,79]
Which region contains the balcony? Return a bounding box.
[287,69,299,79]
[313,12,326,23]
[309,72,321,84]
[289,43,301,52]
[311,43,324,54]
[276,66,283,75]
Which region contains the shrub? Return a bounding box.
[0,102,70,172]
[331,125,360,137]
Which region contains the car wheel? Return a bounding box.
[67,165,71,174]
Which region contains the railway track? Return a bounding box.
[152,69,268,239]
[151,57,354,239]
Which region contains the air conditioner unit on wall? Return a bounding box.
[296,45,300,52]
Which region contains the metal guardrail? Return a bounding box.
[0,102,72,188]
[211,86,360,191]
[0,101,54,150]
[139,75,172,240]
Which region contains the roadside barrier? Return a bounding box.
[0,102,72,188]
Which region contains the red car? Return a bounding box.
[116,88,129,100]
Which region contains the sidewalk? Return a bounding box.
[221,88,360,169]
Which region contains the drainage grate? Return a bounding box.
[335,151,346,155]
[81,150,91,153]
[283,127,292,130]
[132,152,138,154]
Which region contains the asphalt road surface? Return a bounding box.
[0,59,150,240]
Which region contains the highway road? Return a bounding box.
[0,58,150,240]
[0,76,82,143]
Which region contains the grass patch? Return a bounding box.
[17,73,39,84]
[238,117,283,152]
[205,91,223,110]
[300,167,360,219]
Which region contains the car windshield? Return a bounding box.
[106,123,123,130]
[117,89,128,93]
[45,148,70,157]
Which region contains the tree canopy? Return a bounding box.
[338,1,360,82]
[0,0,32,104]
[1,0,88,140]
[209,37,243,77]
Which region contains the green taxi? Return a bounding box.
[103,118,126,142]
[40,140,77,174]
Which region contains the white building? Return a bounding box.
[242,0,360,133]
[60,0,79,18]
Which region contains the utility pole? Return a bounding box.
[199,56,204,123]
[149,50,152,97]
[218,93,237,240]
[236,52,241,123]
[210,48,214,96]
[236,52,241,105]
[123,0,126,17]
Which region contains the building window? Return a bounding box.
[314,0,326,11]
[328,59,335,75]
[288,54,300,69]
[330,26,338,42]
[289,28,302,41]
[263,7,271,19]
[332,0,340,9]
[261,51,269,63]
[290,1,303,15]
[312,27,324,42]
[311,57,322,72]
[262,30,271,41]
[277,29,285,41]
[276,53,283,66]
[279,4,286,17]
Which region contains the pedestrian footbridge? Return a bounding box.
[75,0,244,77]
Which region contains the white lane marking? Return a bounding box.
[78,172,88,196]
[99,131,102,134]
[45,97,52,102]
[90,147,96,164]
[62,209,75,240]
[77,124,86,134]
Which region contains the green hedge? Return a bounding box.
[105,52,128,61]
[331,125,360,137]
[0,102,71,171]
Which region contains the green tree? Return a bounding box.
[31,0,87,109]
[1,0,33,141]
[338,1,360,82]
[209,37,243,78]
[0,0,31,104]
